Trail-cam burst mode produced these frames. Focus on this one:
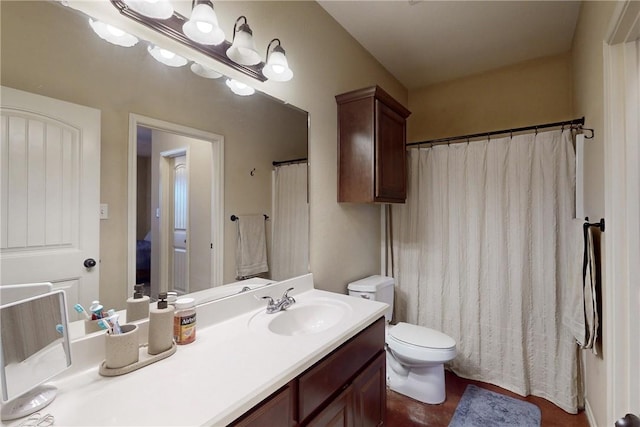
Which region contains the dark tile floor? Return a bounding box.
[386,371,589,427]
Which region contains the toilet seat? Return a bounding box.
[386,322,456,365]
[388,322,455,350]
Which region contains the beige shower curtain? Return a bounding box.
[392,129,582,413]
[271,163,309,281]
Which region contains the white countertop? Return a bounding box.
[2,274,387,426]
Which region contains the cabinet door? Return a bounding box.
[353,352,386,427]
[232,384,296,427]
[375,100,407,203]
[298,318,385,422]
[337,97,375,203]
[307,386,354,427]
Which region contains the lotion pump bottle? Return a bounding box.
[148,292,174,355]
[126,284,150,322]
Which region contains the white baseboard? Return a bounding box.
[584,398,597,427]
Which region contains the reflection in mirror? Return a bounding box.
[1,0,309,324]
[0,289,71,421]
[133,118,224,299]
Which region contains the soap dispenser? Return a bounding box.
[148,292,174,355]
[126,284,150,322]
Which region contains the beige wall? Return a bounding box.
[408,53,573,143]
[571,2,617,426]
[1,1,406,307]
[202,1,407,294]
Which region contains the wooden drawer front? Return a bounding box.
[307,385,353,427]
[298,318,385,422]
[231,383,296,427]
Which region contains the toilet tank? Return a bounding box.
[347,275,394,322]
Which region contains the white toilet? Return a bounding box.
[348,275,457,405]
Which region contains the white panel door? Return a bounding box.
[0,86,100,319]
[172,155,188,294]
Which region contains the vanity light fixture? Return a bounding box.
[122,0,173,20]
[190,62,222,79]
[182,0,225,46]
[88,19,139,47]
[110,0,294,82]
[225,79,255,96]
[147,45,188,67]
[226,16,261,66]
[262,38,293,82]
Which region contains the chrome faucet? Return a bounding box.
[261,287,296,314]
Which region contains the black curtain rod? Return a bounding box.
[230,214,269,222]
[407,117,587,148]
[272,157,308,167]
[584,217,605,232]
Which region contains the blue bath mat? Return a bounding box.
[448,385,541,427]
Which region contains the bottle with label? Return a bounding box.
[126,284,150,322]
[173,297,196,345]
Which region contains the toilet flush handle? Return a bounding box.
[359,294,370,299]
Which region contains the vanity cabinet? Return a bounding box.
[231,317,386,427]
[336,86,411,204]
[308,352,386,427]
[232,383,297,427]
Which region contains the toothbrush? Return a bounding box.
[74,303,91,320]
[97,319,112,333]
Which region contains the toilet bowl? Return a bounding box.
[385,322,456,404]
[347,275,457,405]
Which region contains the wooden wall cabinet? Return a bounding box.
[336,86,411,204]
[231,318,386,427]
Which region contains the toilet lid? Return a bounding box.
[388,322,455,349]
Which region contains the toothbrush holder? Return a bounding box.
[104,324,139,369]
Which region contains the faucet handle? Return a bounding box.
[282,287,295,301]
[257,295,274,305]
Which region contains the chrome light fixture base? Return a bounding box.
[111,0,267,82]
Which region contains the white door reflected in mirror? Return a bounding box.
[0,87,100,321]
[134,121,222,300]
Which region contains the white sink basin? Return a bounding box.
[249,298,352,336]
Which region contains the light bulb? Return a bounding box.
[272,65,285,74]
[160,49,175,59]
[226,79,254,96]
[196,21,213,33]
[106,25,125,37]
[89,19,138,48]
[147,45,187,67]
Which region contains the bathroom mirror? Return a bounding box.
[0,290,71,420]
[0,1,309,327]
